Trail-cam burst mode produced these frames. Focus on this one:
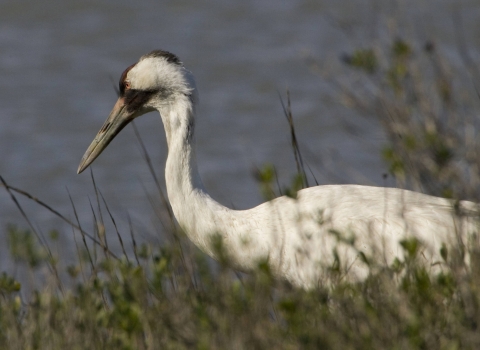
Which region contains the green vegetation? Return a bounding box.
[1,220,480,349]
[1,223,480,349]
[2,36,480,349]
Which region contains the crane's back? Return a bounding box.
[225,185,477,288]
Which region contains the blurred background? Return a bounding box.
[1,0,479,265]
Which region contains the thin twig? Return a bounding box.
[71,225,86,282]
[68,188,95,271]
[100,190,129,263]
[132,121,175,228]
[87,197,100,263]
[0,178,118,259]
[90,169,109,259]
[305,162,319,186]
[128,214,140,265]
[272,166,283,197]
[0,176,59,281]
[278,90,309,188]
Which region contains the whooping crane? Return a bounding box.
[78,50,477,288]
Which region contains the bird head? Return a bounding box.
[77,50,195,174]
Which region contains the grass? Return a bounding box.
[2,36,480,349]
[2,221,480,349]
[1,223,480,349]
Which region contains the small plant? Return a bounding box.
[343,48,378,74]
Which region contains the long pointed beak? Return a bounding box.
[77,98,134,174]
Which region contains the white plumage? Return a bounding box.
[78,50,477,289]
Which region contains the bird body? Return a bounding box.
[78,50,477,289]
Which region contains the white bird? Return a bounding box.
[78,50,477,289]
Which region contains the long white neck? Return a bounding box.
[157,95,246,262]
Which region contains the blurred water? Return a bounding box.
[1,0,479,265]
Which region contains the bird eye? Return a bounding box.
[125,81,131,89]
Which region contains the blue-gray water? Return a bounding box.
[1,0,479,265]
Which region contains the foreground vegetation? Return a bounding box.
[1,223,480,349]
[2,34,480,349]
